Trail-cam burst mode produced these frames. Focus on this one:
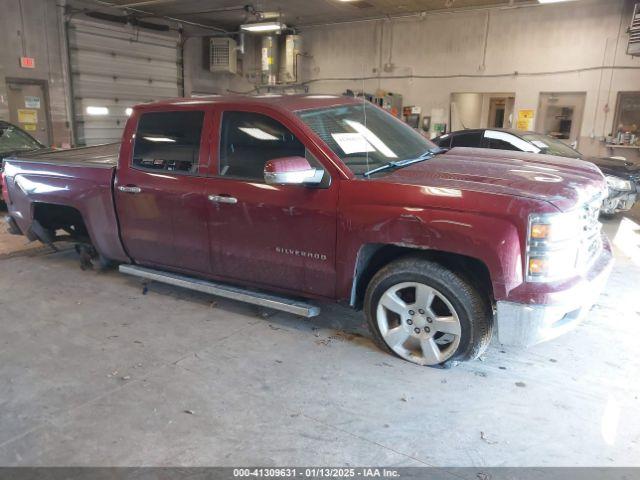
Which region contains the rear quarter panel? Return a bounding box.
[3,159,128,262]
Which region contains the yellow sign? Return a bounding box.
[23,124,37,131]
[516,109,535,131]
[18,109,38,124]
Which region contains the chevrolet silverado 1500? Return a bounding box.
[1,95,614,366]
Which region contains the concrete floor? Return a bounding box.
[0,214,639,467]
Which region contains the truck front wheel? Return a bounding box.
[364,256,493,367]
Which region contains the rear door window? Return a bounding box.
[132,111,205,174]
[450,131,482,148]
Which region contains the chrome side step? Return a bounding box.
[119,264,321,318]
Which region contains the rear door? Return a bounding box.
[204,108,338,298]
[115,108,213,274]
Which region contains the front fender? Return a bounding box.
[336,206,525,303]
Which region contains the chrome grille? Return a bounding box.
[576,197,603,272]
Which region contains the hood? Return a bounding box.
[374,147,606,212]
[582,155,640,180]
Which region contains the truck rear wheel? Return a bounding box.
[364,256,493,367]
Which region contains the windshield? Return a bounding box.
[521,133,581,159]
[0,123,42,155]
[297,103,435,176]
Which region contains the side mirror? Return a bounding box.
[264,156,324,186]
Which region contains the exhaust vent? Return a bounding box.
[209,37,237,74]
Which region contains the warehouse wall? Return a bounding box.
[189,0,639,158]
[0,0,72,147]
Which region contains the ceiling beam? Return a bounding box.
[113,0,181,7]
[77,0,231,31]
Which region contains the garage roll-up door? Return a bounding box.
[68,18,180,146]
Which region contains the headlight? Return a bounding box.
[605,175,634,191]
[526,211,581,282]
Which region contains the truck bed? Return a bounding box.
[2,142,128,263]
[9,143,120,168]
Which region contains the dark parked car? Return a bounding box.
[0,121,44,203]
[433,129,640,215]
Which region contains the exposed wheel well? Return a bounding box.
[32,203,90,242]
[351,244,494,310]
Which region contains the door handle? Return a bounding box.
[118,185,142,194]
[208,194,238,204]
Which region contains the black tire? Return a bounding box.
[364,255,493,367]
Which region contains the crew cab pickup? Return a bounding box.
[1,95,614,367]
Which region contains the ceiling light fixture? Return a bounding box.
[537,0,577,3]
[240,21,286,33]
[86,106,109,116]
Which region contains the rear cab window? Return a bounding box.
[132,111,205,174]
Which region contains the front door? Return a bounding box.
[206,109,338,298]
[115,108,212,274]
[6,80,51,145]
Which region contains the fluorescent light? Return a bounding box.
[240,21,286,33]
[86,106,109,116]
[125,107,133,116]
[537,0,577,3]
[238,127,279,141]
[143,136,176,143]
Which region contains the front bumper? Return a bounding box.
[601,188,637,214]
[495,236,614,347]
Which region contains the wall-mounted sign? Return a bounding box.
[23,124,37,131]
[516,109,535,131]
[24,96,41,109]
[17,109,38,124]
[19,57,35,69]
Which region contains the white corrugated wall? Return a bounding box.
[68,17,180,145]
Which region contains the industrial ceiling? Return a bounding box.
[69,0,535,30]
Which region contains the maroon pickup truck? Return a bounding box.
[1,94,614,367]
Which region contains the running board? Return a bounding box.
[119,264,321,318]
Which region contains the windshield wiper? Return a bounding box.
[363,147,447,177]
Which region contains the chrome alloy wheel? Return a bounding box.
[376,282,462,365]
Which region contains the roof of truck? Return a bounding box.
[135,94,359,112]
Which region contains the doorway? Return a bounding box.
[6,79,52,145]
[488,97,515,129]
[536,92,586,145]
[450,92,515,131]
[489,99,505,128]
